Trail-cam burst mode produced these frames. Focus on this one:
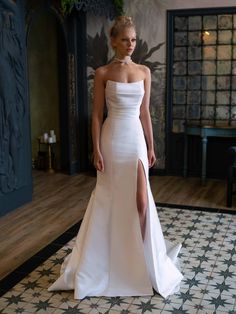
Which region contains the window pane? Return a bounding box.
[189,16,202,30]
[218,15,232,29]
[203,16,217,29]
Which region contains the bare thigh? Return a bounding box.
[136,160,148,214]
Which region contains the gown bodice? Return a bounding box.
[105,80,144,120]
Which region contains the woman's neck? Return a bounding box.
[112,55,132,64]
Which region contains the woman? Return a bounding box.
[49,16,183,299]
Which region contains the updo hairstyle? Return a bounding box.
[110,16,136,39]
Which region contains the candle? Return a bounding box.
[43,133,48,142]
[50,130,55,137]
[52,135,56,143]
[48,137,53,143]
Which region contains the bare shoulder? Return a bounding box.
[94,65,109,80]
[134,63,151,80]
[140,64,151,76]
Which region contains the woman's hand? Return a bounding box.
[148,149,156,168]
[93,151,104,172]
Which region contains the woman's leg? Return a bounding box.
[136,160,148,240]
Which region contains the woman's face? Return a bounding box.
[112,27,136,57]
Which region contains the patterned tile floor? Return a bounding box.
[0,206,236,314]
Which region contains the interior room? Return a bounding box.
[0,0,236,313]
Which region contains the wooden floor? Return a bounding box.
[0,170,235,281]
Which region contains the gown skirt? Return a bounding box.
[48,80,183,299]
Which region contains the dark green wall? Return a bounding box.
[28,11,60,169]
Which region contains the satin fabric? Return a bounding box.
[48,80,183,299]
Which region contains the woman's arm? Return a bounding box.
[91,68,105,172]
[140,67,156,167]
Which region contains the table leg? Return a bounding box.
[202,136,207,184]
[47,144,55,174]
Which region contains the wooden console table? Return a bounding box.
[37,139,56,173]
[183,124,236,184]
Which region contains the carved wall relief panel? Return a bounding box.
[0,0,26,194]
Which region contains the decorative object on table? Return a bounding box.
[37,130,57,172]
[39,130,57,144]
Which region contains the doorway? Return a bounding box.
[28,9,66,172]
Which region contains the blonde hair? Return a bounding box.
[110,16,136,38]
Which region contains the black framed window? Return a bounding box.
[168,8,236,133]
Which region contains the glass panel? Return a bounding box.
[217,60,231,74]
[173,91,186,104]
[173,62,187,75]
[189,16,202,30]
[203,46,216,60]
[173,77,187,90]
[188,47,201,60]
[202,76,216,90]
[233,45,236,59]
[216,91,230,104]
[174,32,187,46]
[187,91,201,104]
[218,30,232,44]
[188,76,201,90]
[188,31,202,46]
[216,106,230,119]
[187,103,200,119]
[232,61,236,74]
[231,91,236,105]
[201,106,215,119]
[202,91,215,104]
[188,61,202,75]
[174,16,188,31]
[174,47,187,60]
[233,31,236,43]
[232,76,236,89]
[217,45,232,59]
[234,15,236,28]
[203,31,217,45]
[231,106,236,118]
[173,105,185,118]
[218,15,232,29]
[203,16,217,30]
[202,61,216,75]
[172,119,185,133]
[217,76,231,90]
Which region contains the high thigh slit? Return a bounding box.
[136,159,148,240]
[48,79,183,299]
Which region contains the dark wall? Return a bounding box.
[28,10,61,169]
[0,0,89,215]
[0,0,32,215]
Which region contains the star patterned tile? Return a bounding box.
[0,206,236,313]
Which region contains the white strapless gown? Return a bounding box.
[48,80,183,299]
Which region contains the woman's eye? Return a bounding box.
[121,38,136,42]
